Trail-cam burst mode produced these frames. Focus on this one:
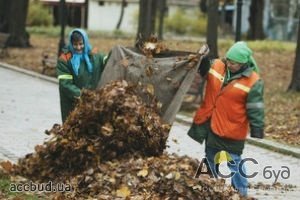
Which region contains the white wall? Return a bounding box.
[88,1,138,33]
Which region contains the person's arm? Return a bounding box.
[100,50,112,72]
[91,48,111,74]
[246,79,265,138]
[103,50,111,66]
[56,58,81,99]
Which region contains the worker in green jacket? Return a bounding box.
[188,42,264,197]
[56,28,108,122]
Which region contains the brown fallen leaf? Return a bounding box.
[120,58,130,68]
[116,185,131,198]
[0,160,13,173]
[137,168,148,177]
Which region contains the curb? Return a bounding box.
[1,62,300,159]
[246,138,300,159]
[0,147,18,163]
[175,115,300,159]
[0,62,58,84]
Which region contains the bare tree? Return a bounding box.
[248,0,265,40]
[0,0,9,31]
[288,16,300,91]
[158,0,167,40]
[136,0,158,41]
[116,0,127,30]
[0,0,30,47]
[206,0,219,58]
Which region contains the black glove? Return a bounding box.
[198,57,210,77]
[250,126,264,139]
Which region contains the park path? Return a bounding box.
[0,64,299,199]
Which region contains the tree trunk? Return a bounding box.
[199,0,207,13]
[136,0,158,41]
[0,0,30,47]
[206,0,219,58]
[247,0,265,40]
[84,0,89,28]
[0,0,9,31]
[288,16,300,91]
[158,0,167,40]
[116,0,126,30]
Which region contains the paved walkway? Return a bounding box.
[175,115,300,158]
[0,63,299,199]
[0,64,59,161]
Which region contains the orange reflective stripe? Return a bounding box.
[233,83,250,93]
[209,68,224,82]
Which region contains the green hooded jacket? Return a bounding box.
[56,29,108,122]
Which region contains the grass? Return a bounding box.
[0,171,41,200]
[0,172,11,194]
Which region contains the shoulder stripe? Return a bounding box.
[233,83,251,93]
[209,68,224,82]
[58,74,73,80]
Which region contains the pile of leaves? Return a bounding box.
[12,80,170,181]
[54,154,242,199]
[4,80,244,199]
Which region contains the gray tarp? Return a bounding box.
[98,45,203,124]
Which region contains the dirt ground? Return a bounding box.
[1,34,299,146]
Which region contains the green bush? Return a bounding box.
[165,8,207,36]
[189,12,207,36]
[27,0,53,26]
[165,8,190,35]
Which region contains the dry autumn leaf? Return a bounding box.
[0,161,13,172]
[137,169,149,177]
[174,172,181,180]
[145,66,154,77]
[120,58,130,68]
[146,84,155,95]
[101,123,114,137]
[116,185,131,198]
[166,77,172,82]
